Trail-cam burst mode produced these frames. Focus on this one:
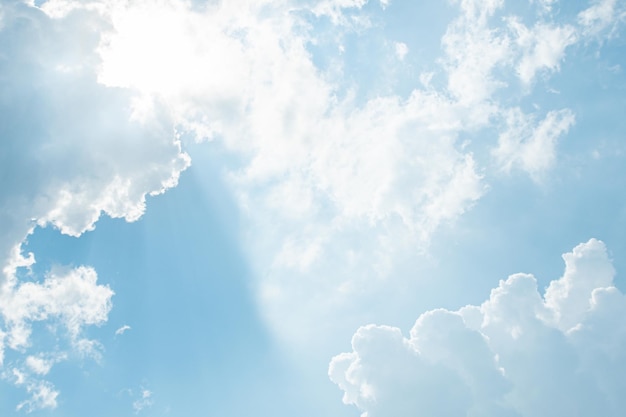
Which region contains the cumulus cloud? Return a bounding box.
[0,1,189,270]
[2,0,622,400]
[330,239,626,417]
[0,266,113,409]
[0,0,189,409]
[1,266,113,352]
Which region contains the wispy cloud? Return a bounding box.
[115,325,131,336]
[132,388,154,414]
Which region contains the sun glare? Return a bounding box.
[96,1,251,130]
[98,4,195,95]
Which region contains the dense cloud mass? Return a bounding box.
[0,1,189,408]
[329,239,626,417]
[0,1,189,269]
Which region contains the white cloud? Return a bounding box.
[508,18,578,85]
[493,108,576,178]
[9,365,60,412]
[2,0,620,393]
[16,380,59,412]
[544,238,616,332]
[0,266,111,406]
[330,239,626,416]
[12,368,27,386]
[442,0,511,105]
[115,325,131,336]
[394,41,408,60]
[241,87,487,348]
[25,356,55,376]
[0,0,190,276]
[132,388,154,414]
[0,1,189,409]
[578,0,625,37]
[1,266,113,352]
[77,0,493,351]
[0,3,189,272]
[62,0,622,356]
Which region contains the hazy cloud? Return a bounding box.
[493,108,576,178]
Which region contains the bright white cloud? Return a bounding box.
[543,238,617,331]
[78,0,493,351]
[0,1,189,409]
[16,380,59,412]
[493,108,576,178]
[8,364,61,412]
[25,356,55,376]
[0,2,189,272]
[442,0,510,106]
[65,0,623,355]
[1,266,114,351]
[0,266,112,410]
[508,18,578,85]
[1,1,623,411]
[330,239,626,416]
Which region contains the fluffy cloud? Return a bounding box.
[330,239,626,416]
[2,1,622,409]
[493,108,576,178]
[237,0,621,349]
[1,266,113,352]
[442,0,511,106]
[64,0,621,354]
[508,19,578,85]
[0,0,189,409]
[0,265,113,410]
[77,0,494,349]
[0,2,188,268]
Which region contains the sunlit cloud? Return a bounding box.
[0,0,625,414]
[330,239,626,417]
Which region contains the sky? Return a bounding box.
[1,0,626,416]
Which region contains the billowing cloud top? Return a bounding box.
[330,239,626,417]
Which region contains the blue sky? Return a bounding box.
[1,0,626,416]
